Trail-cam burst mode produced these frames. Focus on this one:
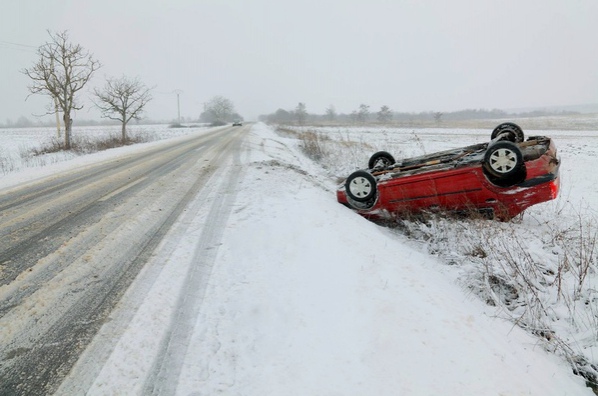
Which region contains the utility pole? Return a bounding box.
[173,89,183,125]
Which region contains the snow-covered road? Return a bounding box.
[0,123,594,395]
[0,126,246,394]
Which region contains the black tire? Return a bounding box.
[483,141,524,179]
[491,122,524,143]
[368,151,395,169]
[345,170,377,202]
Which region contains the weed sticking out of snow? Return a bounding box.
[394,212,598,387]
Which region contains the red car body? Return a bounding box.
[337,130,560,221]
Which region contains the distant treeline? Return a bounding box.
[259,106,581,125]
[2,107,584,129]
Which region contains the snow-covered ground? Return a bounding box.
[0,124,209,175]
[1,122,596,395]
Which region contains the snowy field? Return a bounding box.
[0,124,210,174]
[1,122,597,394]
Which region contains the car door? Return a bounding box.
[431,169,486,210]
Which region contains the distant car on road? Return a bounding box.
[337,123,560,221]
[232,121,243,126]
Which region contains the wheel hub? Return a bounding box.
[349,177,372,198]
[489,148,517,173]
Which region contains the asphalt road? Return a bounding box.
[0,125,247,395]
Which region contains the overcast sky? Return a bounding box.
[2,0,598,123]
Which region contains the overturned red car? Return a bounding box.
[337,123,560,221]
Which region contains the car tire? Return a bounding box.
[483,141,524,179]
[345,170,377,202]
[368,151,395,169]
[491,122,524,143]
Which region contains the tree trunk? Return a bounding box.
[121,122,127,143]
[64,114,72,150]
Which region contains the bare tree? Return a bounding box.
[325,105,336,122]
[377,105,393,123]
[357,104,370,123]
[200,96,236,125]
[93,76,152,143]
[22,30,101,149]
[295,102,307,125]
[268,108,292,124]
[434,112,443,124]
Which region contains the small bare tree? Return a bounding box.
[22,30,101,149]
[93,76,152,143]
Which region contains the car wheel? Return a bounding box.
[368,151,395,169]
[491,122,524,143]
[484,141,524,178]
[345,170,377,202]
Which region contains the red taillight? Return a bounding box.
[550,178,560,198]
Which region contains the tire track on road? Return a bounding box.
[0,139,208,317]
[142,137,245,395]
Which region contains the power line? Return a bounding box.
[0,40,37,48]
[0,46,36,54]
[0,40,38,54]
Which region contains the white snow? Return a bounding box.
[1,122,595,395]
